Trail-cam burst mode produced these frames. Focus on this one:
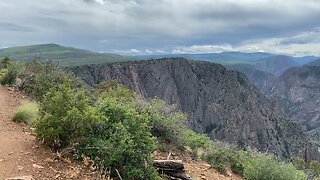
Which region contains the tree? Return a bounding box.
[1,57,11,69]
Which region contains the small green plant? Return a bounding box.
[0,57,11,69]
[243,154,307,180]
[203,146,251,174]
[0,69,8,80]
[0,63,19,86]
[95,80,135,103]
[182,129,211,158]
[310,160,320,178]
[12,101,40,125]
[292,157,306,170]
[204,147,232,173]
[203,146,308,179]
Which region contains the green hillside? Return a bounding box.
[0,44,135,66]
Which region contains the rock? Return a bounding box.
[225,170,232,177]
[32,164,44,169]
[45,158,54,163]
[5,175,32,180]
[17,165,24,170]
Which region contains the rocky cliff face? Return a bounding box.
[226,64,277,94]
[267,66,320,142]
[70,58,319,160]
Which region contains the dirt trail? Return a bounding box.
[0,86,95,180]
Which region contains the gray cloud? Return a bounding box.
[0,23,36,32]
[0,0,320,56]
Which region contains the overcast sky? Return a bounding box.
[1,0,320,56]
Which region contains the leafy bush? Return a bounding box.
[12,101,40,125]
[310,160,320,178]
[95,80,135,103]
[0,63,19,86]
[0,57,11,69]
[146,99,211,149]
[204,146,308,180]
[76,96,160,180]
[292,157,306,170]
[0,69,8,80]
[243,154,307,180]
[18,60,84,101]
[203,147,251,174]
[35,79,101,148]
[292,157,320,178]
[182,129,211,158]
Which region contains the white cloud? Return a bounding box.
[145,49,153,54]
[114,48,142,55]
[237,28,320,56]
[171,44,234,54]
[1,0,320,55]
[93,0,105,5]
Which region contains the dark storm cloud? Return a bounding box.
[0,0,320,55]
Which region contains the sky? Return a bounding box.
[1,0,320,56]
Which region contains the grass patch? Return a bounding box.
[12,101,40,125]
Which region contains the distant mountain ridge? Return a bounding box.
[137,51,273,64]
[1,44,318,72]
[0,44,134,66]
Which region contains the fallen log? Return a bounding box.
[153,160,191,180]
[153,160,184,171]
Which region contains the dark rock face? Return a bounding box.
[267,66,320,141]
[70,58,319,160]
[226,64,277,94]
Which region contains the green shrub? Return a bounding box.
[76,97,160,180]
[203,147,251,174]
[292,157,306,170]
[35,79,101,148]
[310,160,320,178]
[243,154,307,180]
[204,147,232,173]
[19,60,79,100]
[0,69,8,80]
[146,99,208,147]
[0,63,18,86]
[203,146,307,179]
[95,80,135,103]
[0,57,11,69]
[182,129,211,158]
[12,101,40,125]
